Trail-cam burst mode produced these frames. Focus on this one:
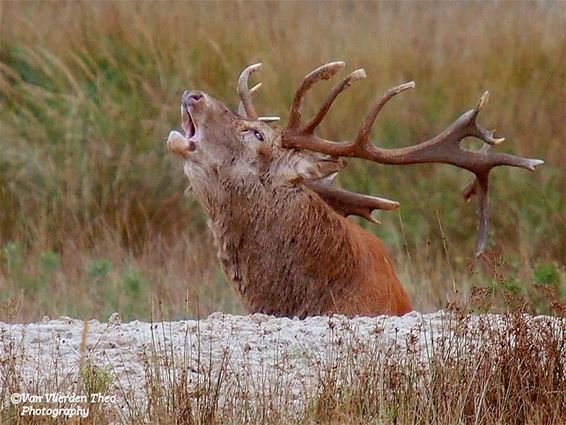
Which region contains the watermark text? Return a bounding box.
[10,392,116,418]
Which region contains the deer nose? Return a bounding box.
[182,91,204,107]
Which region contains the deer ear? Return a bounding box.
[277,153,345,184]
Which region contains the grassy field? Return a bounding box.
[0,1,565,322]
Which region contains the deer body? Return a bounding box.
[167,62,542,318]
[191,163,411,317]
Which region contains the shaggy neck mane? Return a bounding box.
[206,177,361,317]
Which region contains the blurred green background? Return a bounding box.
[0,1,564,322]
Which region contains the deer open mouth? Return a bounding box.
[167,104,198,159]
[181,91,205,143]
[182,106,196,140]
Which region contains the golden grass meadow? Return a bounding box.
[0,2,565,424]
[1,1,564,321]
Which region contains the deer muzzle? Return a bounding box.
[182,90,203,107]
[168,90,206,158]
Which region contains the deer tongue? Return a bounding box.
[167,131,196,159]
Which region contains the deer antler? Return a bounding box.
[282,62,544,257]
[237,63,280,123]
[304,180,399,224]
[237,63,262,119]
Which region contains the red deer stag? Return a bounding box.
[167,62,543,318]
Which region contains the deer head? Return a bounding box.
[167,83,351,218]
[167,62,543,317]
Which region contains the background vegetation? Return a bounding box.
[0,1,564,322]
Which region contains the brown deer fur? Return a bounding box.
[168,91,411,318]
[205,166,412,317]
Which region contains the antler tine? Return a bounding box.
[287,61,346,129]
[462,144,491,256]
[469,91,506,146]
[306,180,399,224]
[237,82,261,117]
[237,63,262,119]
[300,68,367,135]
[258,116,281,123]
[356,81,415,147]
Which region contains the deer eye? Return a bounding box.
[252,130,264,142]
[241,128,266,143]
[242,128,265,143]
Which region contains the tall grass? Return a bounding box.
[0,1,564,321]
